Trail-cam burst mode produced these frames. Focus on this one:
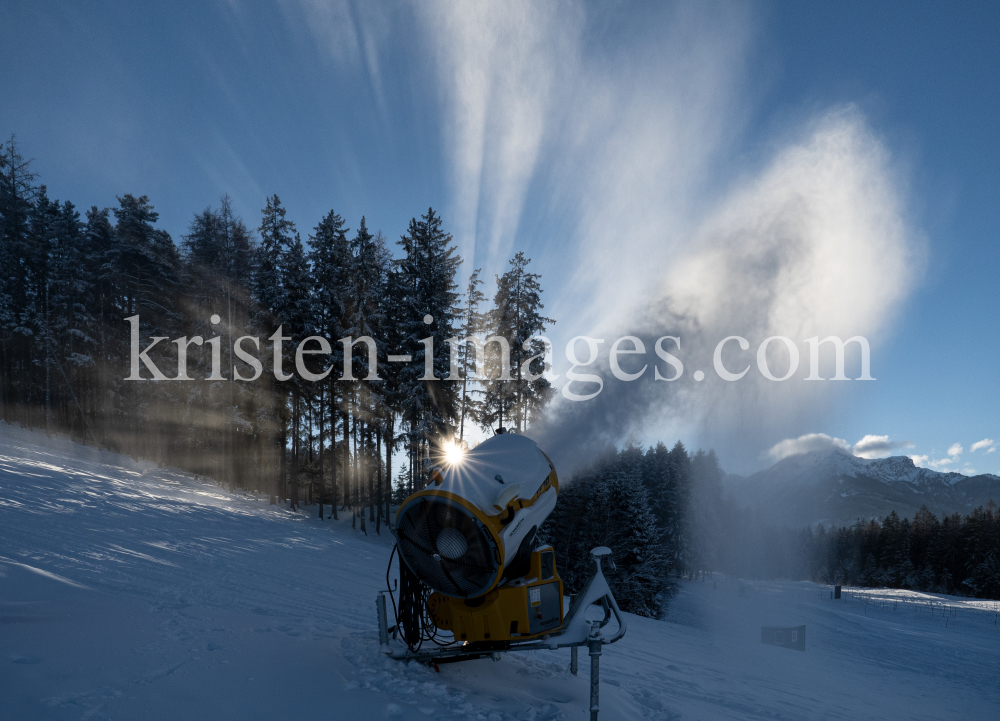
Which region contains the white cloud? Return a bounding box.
[766,433,851,461]
[912,448,983,476]
[288,1,391,112]
[971,438,996,453]
[851,435,914,459]
[928,457,955,469]
[764,431,917,464]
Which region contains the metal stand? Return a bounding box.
[378,547,626,720]
[588,621,602,720]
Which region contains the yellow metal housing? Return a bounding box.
[427,546,564,643]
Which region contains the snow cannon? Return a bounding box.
[394,433,565,643]
[380,432,626,718]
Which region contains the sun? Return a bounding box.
[443,440,465,466]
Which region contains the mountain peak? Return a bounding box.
[726,447,1000,528]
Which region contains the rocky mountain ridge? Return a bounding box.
[724,449,1000,528]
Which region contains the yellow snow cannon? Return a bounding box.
[393,433,564,643]
[379,431,627,718]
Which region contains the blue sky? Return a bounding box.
[2,1,997,474]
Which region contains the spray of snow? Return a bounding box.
[288,2,923,472]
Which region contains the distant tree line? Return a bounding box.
[707,500,1000,600]
[811,504,1000,598]
[541,441,725,618]
[0,135,554,531]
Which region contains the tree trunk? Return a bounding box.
[351,403,357,529]
[369,420,375,523]
[375,427,382,536]
[330,385,338,519]
[318,386,324,519]
[342,401,349,512]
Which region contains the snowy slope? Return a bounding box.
[725,449,1000,528]
[3,423,1000,720]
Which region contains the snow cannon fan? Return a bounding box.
[392,433,564,647]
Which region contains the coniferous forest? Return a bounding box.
[709,502,1000,600]
[0,136,556,531]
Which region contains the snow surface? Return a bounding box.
[3,423,1000,720]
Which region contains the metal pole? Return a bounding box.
[589,623,602,721]
[571,645,578,675]
[376,592,389,647]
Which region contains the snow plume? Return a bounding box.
[404,3,920,473]
[533,108,921,475]
[294,2,922,473]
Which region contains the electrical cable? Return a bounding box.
[386,543,459,653]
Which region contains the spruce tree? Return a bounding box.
[0,136,38,423]
[281,230,313,510]
[254,194,295,501]
[396,207,462,486]
[482,252,553,432]
[456,268,485,442]
[309,208,352,519]
[688,449,724,578]
[668,441,691,577]
[603,471,668,617]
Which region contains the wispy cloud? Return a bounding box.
[910,454,952,470]
[415,0,586,275]
[971,438,996,453]
[286,0,391,112]
[852,435,914,459]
